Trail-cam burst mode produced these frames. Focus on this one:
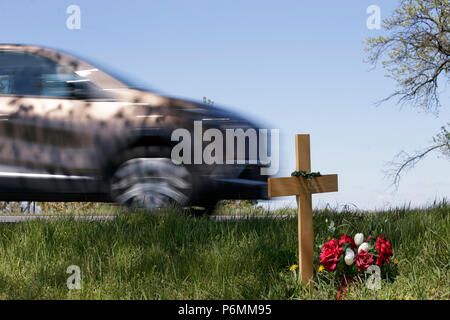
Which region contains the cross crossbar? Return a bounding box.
[268,174,338,197]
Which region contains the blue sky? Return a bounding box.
[1,0,449,209]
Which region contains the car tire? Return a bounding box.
[110,153,193,212]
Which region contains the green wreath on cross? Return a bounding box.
[291,170,322,180]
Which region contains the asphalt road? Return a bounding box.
[0,214,295,223]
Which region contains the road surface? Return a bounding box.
[0,214,295,223]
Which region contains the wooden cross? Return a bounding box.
[268,134,338,285]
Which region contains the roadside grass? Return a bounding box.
[0,201,448,299]
[0,202,118,216]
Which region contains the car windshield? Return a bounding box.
[66,50,154,92]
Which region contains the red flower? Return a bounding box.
[354,250,374,271]
[338,234,356,250]
[320,239,343,272]
[375,235,393,266]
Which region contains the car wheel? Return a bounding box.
[110,157,192,211]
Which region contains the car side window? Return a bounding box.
[0,50,105,99]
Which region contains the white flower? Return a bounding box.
[344,249,355,265]
[358,242,369,252]
[354,233,364,246]
[328,221,335,233]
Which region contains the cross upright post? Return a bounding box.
[295,135,314,285]
[268,134,338,286]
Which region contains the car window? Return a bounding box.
[0,50,106,99]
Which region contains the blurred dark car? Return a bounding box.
[0,44,269,213]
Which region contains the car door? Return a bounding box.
[0,49,111,195]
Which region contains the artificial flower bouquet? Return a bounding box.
[319,232,397,298]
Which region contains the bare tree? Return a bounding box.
[386,124,450,185]
[366,0,449,185]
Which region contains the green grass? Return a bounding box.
[0,201,448,299]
